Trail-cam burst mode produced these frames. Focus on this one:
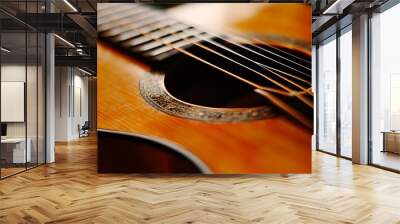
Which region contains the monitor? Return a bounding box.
[1,123,7,137]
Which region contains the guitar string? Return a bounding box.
[178,29,311,86]
[106,23,311,87]
[208,28,311,65]
[155,28,313,108]
[99,13,312,98]
[133,24,311,96]
[255,89,312,128]
[211,32,311,72]
[113,24,313,124]
[102,21,312,95]
[98,5,310,73]
[122,21,312,99]
[103,18,310,77]
[211,34,310,77]
[99,5,313,125]
[98,3,311,67]
[101,22,312,95]
[129,25,292,96]
[162,29,313,107]
[251,37,311,64]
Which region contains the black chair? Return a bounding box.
[79,121,90,138]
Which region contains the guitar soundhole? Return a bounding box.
[164,61,268,108]
[163,43,309,109]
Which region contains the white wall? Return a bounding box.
[55,66,70,141]
[55,67,89,141]
[72,73,89,138]
[1,65,40,138]
[1,63,45,164]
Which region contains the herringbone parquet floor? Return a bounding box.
[1,135,400,224]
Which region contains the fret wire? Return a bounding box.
[98,5,312,100]
[99,10,157,33]
[137,30,199,52]
[146,35,204,58]
[98,4,144,22]
[98,7,150,30]
[98,5,140,25]
[102,16,171,39]
[136,23,193,43]
[97,3,125,14]
[130,23,295,96]
[112,20,177,44]
[120,22,183,48]
[112,21,176,43]
[151,27,312,95]
[103,21,310,97]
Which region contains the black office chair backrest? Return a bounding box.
[82,121,90,129]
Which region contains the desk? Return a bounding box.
[382,131,400,154]
[1,138,31,164]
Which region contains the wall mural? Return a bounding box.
[97,3,312,174]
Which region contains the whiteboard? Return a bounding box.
[1,82,25,122]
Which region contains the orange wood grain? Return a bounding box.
[167,3,311,55]
[98,43,311,173]
[97,3,312,173]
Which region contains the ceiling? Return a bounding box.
[0,0,394,72]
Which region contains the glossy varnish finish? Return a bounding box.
[0,136,400,223]
[97,4,312,173]
[98,42,311,173]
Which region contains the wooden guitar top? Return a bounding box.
[98,3,312,173]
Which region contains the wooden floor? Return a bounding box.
[372,151,400,171]
[0,135,400,223]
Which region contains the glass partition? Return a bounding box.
[27,30,38,169]
[317,35,337,154]
[38,32,45,165]
[339,27,352,158]
[0,30,28,177]
[0,1,46,179]
[370,3,400,171]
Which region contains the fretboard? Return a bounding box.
[98,4,209,63]
[98,3,313,128]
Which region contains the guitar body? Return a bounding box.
[97,3,312,174]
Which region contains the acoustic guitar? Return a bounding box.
[97,3,312,174]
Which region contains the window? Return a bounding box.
[339,28,352,158]
[370,3,400,171]
[317,36,337,154]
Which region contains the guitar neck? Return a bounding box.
[98,3,313,128]
[98,4,208,64]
